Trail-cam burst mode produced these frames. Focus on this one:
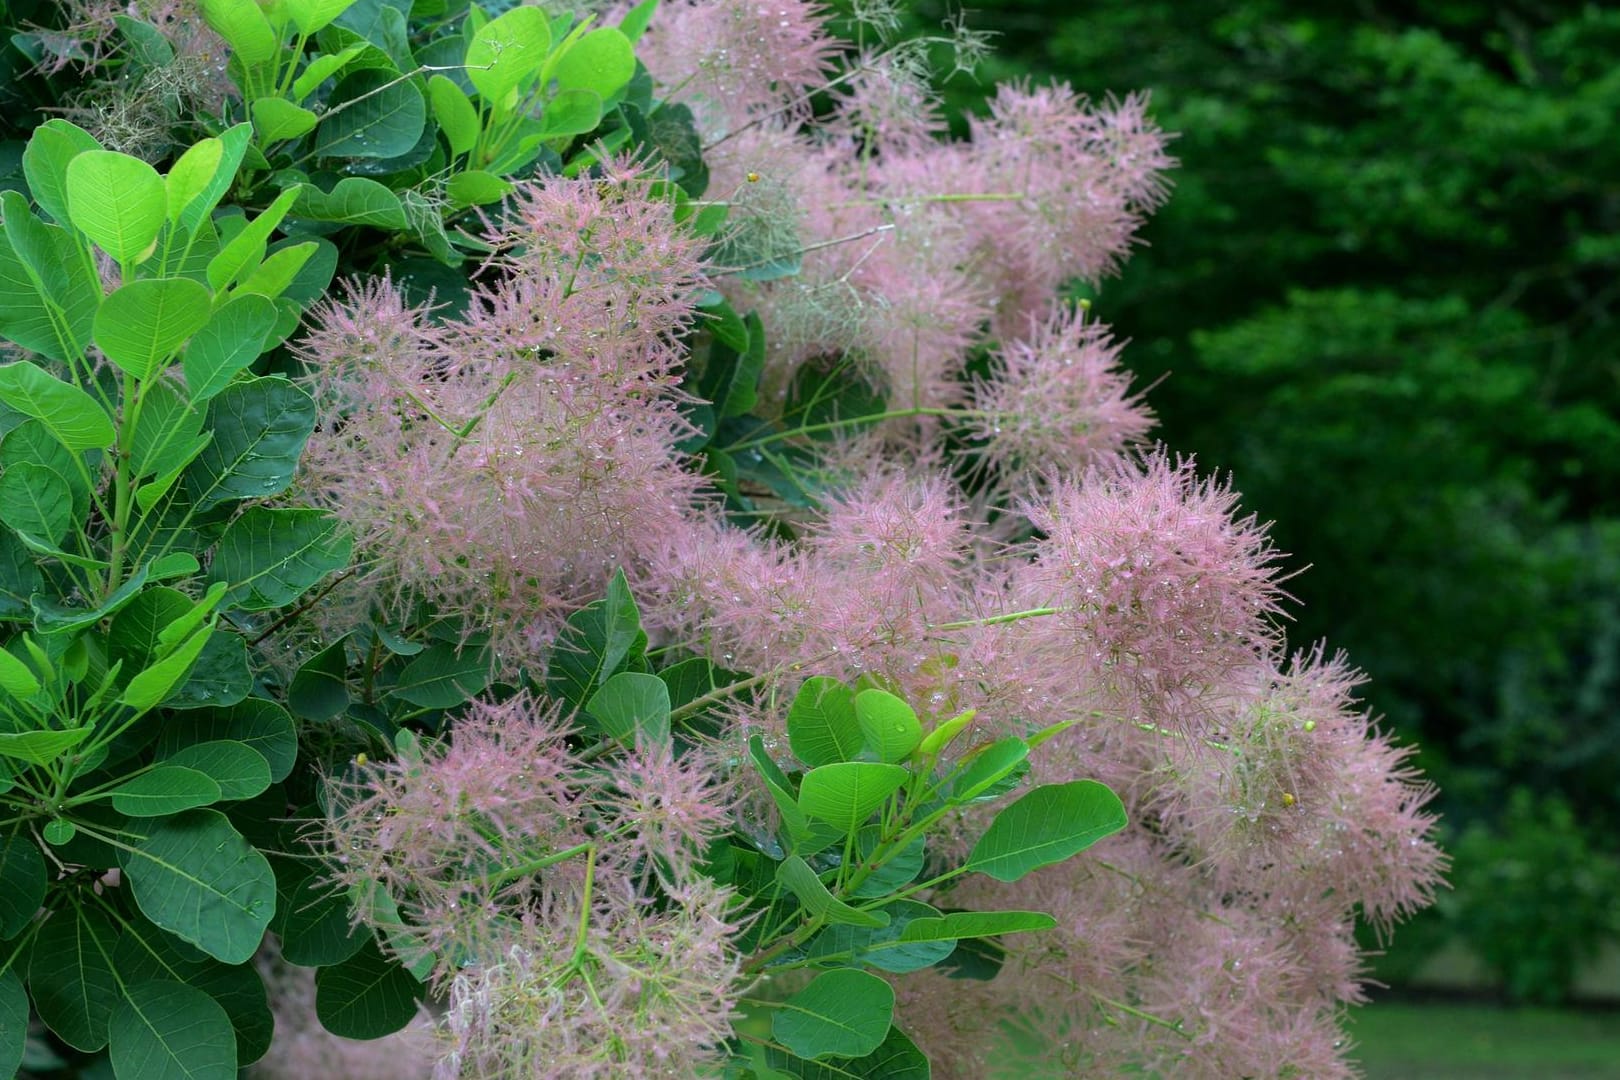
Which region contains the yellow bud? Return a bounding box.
[1303,720,1316,732]
[355,753,369,767]
[746,172,760,182]
[1281,791,1296,808]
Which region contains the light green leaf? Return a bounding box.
[119,625,213,711]
[776,855,888,928]
[170,125,253,236]
[232,240,316,300]
[771,969,894,1060]
[314,940,425,1039]
[292,44,367,103]
[798,762,909,832]
[184,375,316,510]
[29,905,121,1051]
[965,780,1128,883]
[208,506,352,611]
[446,170,514,207]
[31,562,149,634]
[107,586,193,677]
[0,461,72,545]
[313,70,427,159]
[284,0,359,34]
[252,97,319,143]
[854,689,921,764]
[586,671,670,747]
[897,910,1058,942]
[0,825,47,938]
[788,676,862,768]
[163,739,270,801]
[429,75,479,157]
[206,186,300,293]
[544,568,643,707]
[550,27,635,100]
[131,378,204,483]
[121,808,276,964]
[183,293,278,403]
[916,708,975,758]
[21,119,103,228]
[466,6,552,106]
[537,88,603,138]
[110,980,237,1080]
[950,737,1030,803]
[0,190,100,356]
[111,765,223,817]
[201,0,278,67]
[66,151,166,264]
[289,177,408,229]
[0,361,114,451]
[94,278,213,381]
[157,698,297,783]
[620,0,658,43]
[0,644,40,700]
[388,642,489,709]
[749,735,842,856]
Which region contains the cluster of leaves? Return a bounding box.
[908,0,1620,998]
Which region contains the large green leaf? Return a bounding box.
[167,124,252,236]
[0,460,72,544]
[118,625,213,711]
[111,765,223,817]
[131,378,205,483]
[949,737,1030,803]
[156,698,297,783]
[465,6,551,105]
[749,735,843,856]
[290,178,409,229]
[112,918,273,1066]
[797,762,909,832]
[0,532,42,619]
[586,671,670,747]
[284,0,358,34]
[0,825,46,938]
[965,780,1128,883]
[166,629,253,710]
[110,980,237,1080]
[313,70,427,159]
[94,278,212,381]
[0,191,100,360]
[184,376,316,510]
[0,726,94,765]
[428,75,479,157]
[0,969,24,1078]
[206,187,300,293]
[65,151,167,264]
[388,641,490,709]
[771,969,894,1060]
[208,507,351,611]
[29,904,122,1051]
[0,361,114,451]
[776,855,888,929]
[121,808,276,964]
[850,826,924,899]
[182,293,277,403]
[274,865,368,968]
[21,119,102,228]
[787,676,862,768]
[163,740,271,801]
[199,0,277,68]
[854,689,921,764]
[314,939,425,1039]
[550,26,635,100]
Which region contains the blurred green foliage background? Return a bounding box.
[903,0,1620,1003]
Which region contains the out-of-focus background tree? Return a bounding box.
[898,0,1620,1031]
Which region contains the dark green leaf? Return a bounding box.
[29,904,121,1051]
[771,969,893,1060]
[0,460,71,545]
[276,865,368,968]
[290,178,408,229]
[288,638,351,721]
[183,293,278,403]
[184,376,316,510]
[804,900,952,974]
[31,561,149,634]
[388,641,489,709]
[121,808,276,964]
[167,630,253,710]
[163,740,271,801]
[849,826,923,899]
[544,568,643,707]
[156,699,297,783]
[965,780,1128,883]
[949,737,1030,803]
[0,968,24,1078]
[109,980,236,1080]
[0,825,46,938]
[776,855,888,929]
[314,70,427,159]
[765,1024,930,1080]
[208,507,352,611]
[0,361,113,452]
[314,939,425,1039]
[111,765,223,816]
[587,671,671,747]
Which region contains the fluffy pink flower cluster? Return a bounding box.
[319,695,741,1077]
[295,3,1443,1076]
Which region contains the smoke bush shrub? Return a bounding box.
[0,2,1443,1079]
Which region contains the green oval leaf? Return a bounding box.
[771,968,894,1060]
[29,905,121,1051]
[182,293,277,403]
[388,641,490,709]
[22,119,102,229]
[965,780,1128,883]
[121,808,276,964]
[110,980,237,1080]
[854,688,921,763]
[66,151,166,264]
[314,939,425,1039]
[950,737,1030,803]
[0,969,24,1078]
[111,765,223,817]
[0,361,114,451]
[586,671,670,747]
[0,825,47,938]
[157,698,298,783]
[0,460,72,545]
[208,506,352,612]
[184,375,316,511]
[550,27,635,100]
[163,740,272,801]
[314,70,427,159]
[897,910,1057,942]
[797,762,909,832]
[466,7,552,105]
[0,726,94,766]
[787,676,861,767]
[805,899,952,974]
[776,855,889,929]
[290,177,408,229]
[95,278,213,381]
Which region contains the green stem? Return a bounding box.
[721,407,977,453]
[931,607,1059,631]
